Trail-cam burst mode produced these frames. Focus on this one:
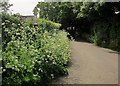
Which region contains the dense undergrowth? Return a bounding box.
[37,2,120,52]
[2,13,70,85]
[89,16,120,51]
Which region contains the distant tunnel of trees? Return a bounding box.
[37,2,120,51]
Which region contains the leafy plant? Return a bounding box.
[2,14,70,85]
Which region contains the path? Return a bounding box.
[51,41,118,84]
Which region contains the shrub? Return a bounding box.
[1,13,22,50]
[89,16,120,51]
[2,14,70,85]
[24,18,61,31]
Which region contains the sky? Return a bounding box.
[9,0,43,16]
[8,0,120,16]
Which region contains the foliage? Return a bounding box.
[81,2,120,51]
[2,14,70,85]
[37,2,77,34]
[1,13,22,50]
[0,0,13,13]
[24,18,61,30]
[37,2,120,51]
[89,16,120,51]
[36,2,91,39]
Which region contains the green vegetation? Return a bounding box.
[24,18,61,31]
[2,13,70,85]
[37,2,120,51]
[90,17,120,50]
[1,1,120,85]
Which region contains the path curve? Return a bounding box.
[52,41,118,84]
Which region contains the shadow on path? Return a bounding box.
[50,41,118,85]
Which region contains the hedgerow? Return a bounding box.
[2,14,70,85]
[89,16,120,51]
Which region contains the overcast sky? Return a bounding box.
[9,0,43,15]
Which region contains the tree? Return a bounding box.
[37,2,83,38]
[36,2,120,48]
[0,0,13,13]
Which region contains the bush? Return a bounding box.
[89,16,120,51]
[2,14,70,85]
[1,13,22,50]
[24,18,61,31]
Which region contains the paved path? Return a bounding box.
[52,41,118,84]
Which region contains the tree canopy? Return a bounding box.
[37,2,120,51]
[0,0,12,13]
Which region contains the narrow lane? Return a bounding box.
[52,41,118,84]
